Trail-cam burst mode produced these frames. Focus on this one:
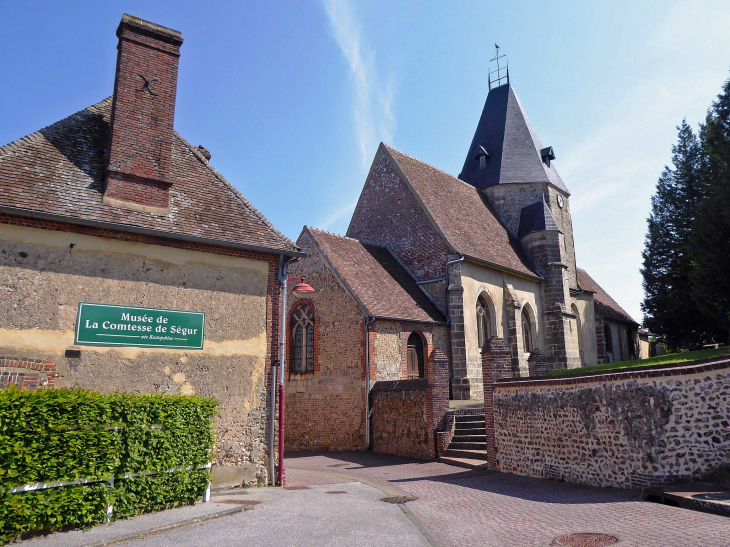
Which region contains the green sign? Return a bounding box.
[75,303,205,349]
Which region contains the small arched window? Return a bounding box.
[406,333,425,379]
[476,295,493,349]
[291,303,314,373]
[521,308,533,353]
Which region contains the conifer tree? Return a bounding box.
[690,76,730,344]
[641,121,715,349]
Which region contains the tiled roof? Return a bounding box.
[306,227,445,323]
[0,98,299,254]
[382,144,538,279]
[459,84,568,193]
[577,268,638,325]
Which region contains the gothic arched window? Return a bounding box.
[291,303,314,373]
[521,308,534,353]
[476,295,493,349]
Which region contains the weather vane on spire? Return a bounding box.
[488,43,509,90]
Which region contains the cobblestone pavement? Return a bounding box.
[286,452,730,547]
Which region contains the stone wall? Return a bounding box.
[492,359,730,489]
[371,379,431,460]
[285,230,368,451]
[0,218,279,485]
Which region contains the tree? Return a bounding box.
[690,75,730,344]
[641,121,717,349]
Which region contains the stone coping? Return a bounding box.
[370,379,428,392]
[495,357,730,388]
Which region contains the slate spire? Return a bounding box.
[458,83,568,194]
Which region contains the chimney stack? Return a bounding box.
[104,14,183,213]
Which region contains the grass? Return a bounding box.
[548,347,729,377]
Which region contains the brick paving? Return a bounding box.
[286,452,730,547]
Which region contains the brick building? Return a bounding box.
[0,15,301,485]
[285,228,449,451]
[288,72,643,443]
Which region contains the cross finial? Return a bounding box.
[488,45,509,90]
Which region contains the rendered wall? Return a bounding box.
[493,359,730,489]
[572,293,598,366]
[0,221,275,484]
[460,260,543,384]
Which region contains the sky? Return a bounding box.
[1,0,729,323]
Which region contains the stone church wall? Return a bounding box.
[0,218,278,485]
[285,230,368,451]
[460,260,543,389]
[572,293,598,367]
[493,359,730,489]
[347,147,453,288]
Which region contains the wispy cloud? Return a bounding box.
[560,0,730,322]
[320,0,396,170]
[319,198,359,230]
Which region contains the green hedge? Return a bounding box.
[0,387,216,544]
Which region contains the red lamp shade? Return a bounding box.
[291,282,315,299]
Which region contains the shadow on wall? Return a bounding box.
[284,451,637,505]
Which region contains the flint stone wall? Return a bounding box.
[371,379,430,460]
[494,359,730,489]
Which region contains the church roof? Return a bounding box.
[0,98,300,255]
[382,144,539,279]
[459,84,568,194]
[304,227,445,324]
[577,268,638,325]
[517,197,562,239]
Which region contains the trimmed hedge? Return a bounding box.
[0,387,216,544]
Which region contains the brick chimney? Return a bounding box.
[104,14,183,214]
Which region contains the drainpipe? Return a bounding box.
[364,315,376,448]
[276,255,295,486]
[443,255,465,324]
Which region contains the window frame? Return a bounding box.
[289,301,316,374]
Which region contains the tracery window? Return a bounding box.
[476,295,493,349]
[522,308,533,353]
[291,303,314,373]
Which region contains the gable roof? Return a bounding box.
[0,98,300,255]
[305,227,445,324]
[381,144,539,279]
[577,268,638,325]
[458,84,568,194]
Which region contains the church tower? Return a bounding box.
[459,55,580,369]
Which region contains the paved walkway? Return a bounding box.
[286,452,730,547]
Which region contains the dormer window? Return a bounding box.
[540,146,555,167]
[474,145,489,170]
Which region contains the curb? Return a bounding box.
[82,506,246,546]
[642,486,730,518]
[437,457,490,473]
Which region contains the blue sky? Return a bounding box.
[2,0,729,322]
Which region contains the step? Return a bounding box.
[455,414,485,423]
[441,448,489,460]
[454,420,487,429]
[454,425,487,434]
[438,456,491,472]
[451,434,487,443]
[447,442,488,450]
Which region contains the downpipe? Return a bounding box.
[275,255,295,486]
[364,315,375,449]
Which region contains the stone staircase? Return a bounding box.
[441,410,489,463]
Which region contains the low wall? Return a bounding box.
[493,359,730,489]
[371,379,431,460]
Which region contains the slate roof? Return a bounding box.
[0,98,299,255]
[305,227,445,324]
[459,84,568,194]
[382,144,539,279]
[577,268,638,325]
[517,198,562,239]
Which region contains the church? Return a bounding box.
[284,70,645,451]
